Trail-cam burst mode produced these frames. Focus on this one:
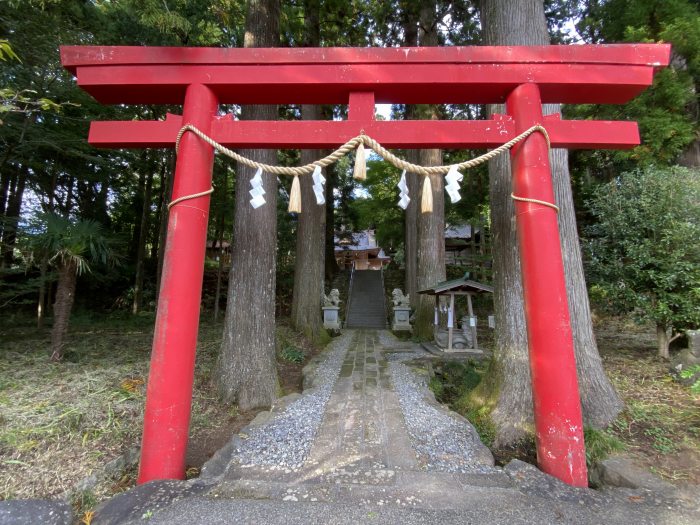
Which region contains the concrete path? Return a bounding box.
[90,330,700,525]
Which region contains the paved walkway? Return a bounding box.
[91,330,700,525]
[306,329,420,475]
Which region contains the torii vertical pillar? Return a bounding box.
[507,83,588,487]
[138,84,218,484]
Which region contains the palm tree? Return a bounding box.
[32,213,119,361]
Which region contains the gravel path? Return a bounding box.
[228,331,354,471]
[221,329,492,475]
[385,343,495,473]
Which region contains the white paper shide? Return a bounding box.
[249,167,266,209]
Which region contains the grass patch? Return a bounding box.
[596,318,700,483]
[428,360,495,446]
[390,330,413,341]
[584,427,625,468]
[0,312,326,514]
[280,345,305,364]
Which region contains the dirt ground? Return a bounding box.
[1,312,696,520]
[0,314,326,515]
[595,318,700,485]
[184,321,325,475]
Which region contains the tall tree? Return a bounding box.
[291,0,326,341]
[573,0,699,175]
[216,0,281,410]
[586,166,700,359]
[401,0,420,309]
[28,214,119,361]
[132,158,156,314]
[414,0,446,339]
[475,0,622,445]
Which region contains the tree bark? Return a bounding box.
[132,167,154,314]
[50,259,78,361]
[549,143,623,427]
[476,0,622,444]
[37,257,48,328]
[401,0,420,308]
[2,164,27,268]
[216,0,280,410]
[414,1,445,339]
[291,0,326,341]
[214,169,228,322]
[0,167,18,265]
[656,323,671,360]
[0,169,11,237]
[324,159,339,281]
[404,149,419,308]
[0,115,32,239]
[130,157,147,260]
[291,106,326,340]
[415,149,445,339]
[155,152,175,303]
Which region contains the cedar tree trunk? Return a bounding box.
[414,1,445,339]
[291,107,327,340]
[1,165,27,268]
[132,167,154,314]
[476,0,622,445]
[291,0,326,340]
[401,1,420,309]
[216,0,280,410]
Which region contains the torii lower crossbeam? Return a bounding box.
[60,43,671,489]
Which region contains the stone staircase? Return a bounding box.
[345,270,387,329]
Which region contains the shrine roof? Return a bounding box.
[418,275,494,295]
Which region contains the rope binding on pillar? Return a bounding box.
[169,123,553,213]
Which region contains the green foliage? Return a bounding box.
[0,39,20,62]
[0,36,69,118]
[583,427,625,468]
[351,159,404,251]
[428,360,495,445]
[571,0,700,174]
[27,213,122,275]
[280,345,304,364]
[643,426,678,454]
[680,365,700,394]
[585,166,700,334]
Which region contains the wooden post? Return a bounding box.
[467,292,477,349]
[507,82,587,487]
[434,294,439,342]
[448,293,455,351]
[138,83,217,484]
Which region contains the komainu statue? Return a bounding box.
[323,289,341,307]
[391,288,410,308]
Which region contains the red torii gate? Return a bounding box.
[61,44,670,488]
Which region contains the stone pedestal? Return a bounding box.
[322,306,341,330]
[392,307,412,331]
[670,329,700,386]
[688,330,700,357]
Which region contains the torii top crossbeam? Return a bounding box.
[60,43,670,490]
[60,44,670,149]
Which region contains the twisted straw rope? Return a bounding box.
[167,187,214,210]
[175,123,550,177]
[170,123,558,213]
[511,193,560,212]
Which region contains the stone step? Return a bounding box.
[207,470,515,511]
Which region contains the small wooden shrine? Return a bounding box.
[418,275,493,353]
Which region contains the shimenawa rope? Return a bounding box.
[169,124,557,213]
